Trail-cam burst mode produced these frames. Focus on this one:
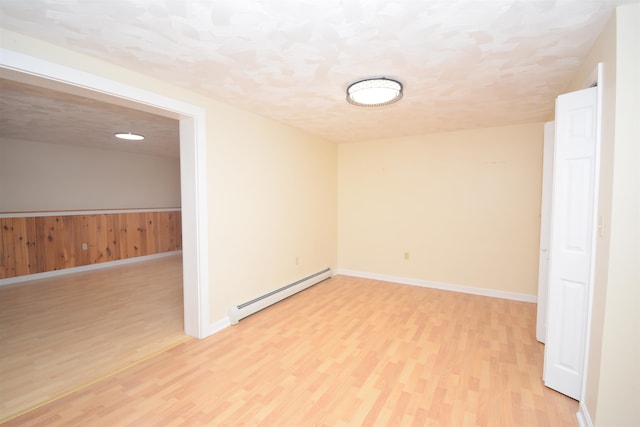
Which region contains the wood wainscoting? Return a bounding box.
[0,209,182,279]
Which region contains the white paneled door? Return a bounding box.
[536,121,555,344]
[543,86,599,400]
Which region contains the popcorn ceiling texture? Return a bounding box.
[0,0,634,145]
[0,79,180,158]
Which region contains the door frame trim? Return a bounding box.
[579,62,604,403]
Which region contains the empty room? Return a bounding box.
[0,1,638,426]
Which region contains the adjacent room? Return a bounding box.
[0,79,187,419]
[0,1,638,426]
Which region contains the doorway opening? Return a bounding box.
[0,49,210,338]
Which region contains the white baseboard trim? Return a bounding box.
[576,402,594,427]
[208,317,232,336]
[0,251,182,287]
[334,269,537,303]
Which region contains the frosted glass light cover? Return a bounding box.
[347,78,403,107]
[114,132,145,140]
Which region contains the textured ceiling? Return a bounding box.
[0,79,180,157]
[0,0,636,150]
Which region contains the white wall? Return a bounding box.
[0,137,181,211]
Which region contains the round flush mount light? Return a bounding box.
[346,77,403,107]
[114,132,145,141]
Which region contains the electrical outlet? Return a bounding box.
[82,243,88,251]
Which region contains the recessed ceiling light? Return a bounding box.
[114,132,145,141]
[347,77,403,107]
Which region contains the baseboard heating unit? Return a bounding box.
[229,267,332,325]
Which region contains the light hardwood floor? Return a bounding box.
[2,274,578,426]
[0,255,186,422]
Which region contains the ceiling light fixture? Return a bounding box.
[114,132,145,141]
[346,77,403,107]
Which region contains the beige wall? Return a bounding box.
[1,29,338,322]
[0,137,181,211]
[598,7,640,424]
[566,5,640,425]
[338,123,543,297]
[207,105,337,317]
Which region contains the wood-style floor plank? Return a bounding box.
[2,274,577,426]
[0,255,186,421]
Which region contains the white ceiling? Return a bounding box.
[0,0,636,153]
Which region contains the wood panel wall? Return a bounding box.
[0,211,182,279]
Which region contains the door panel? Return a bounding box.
[536,121,554,343]
[557,279,585,372]
[543,86,598,400]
